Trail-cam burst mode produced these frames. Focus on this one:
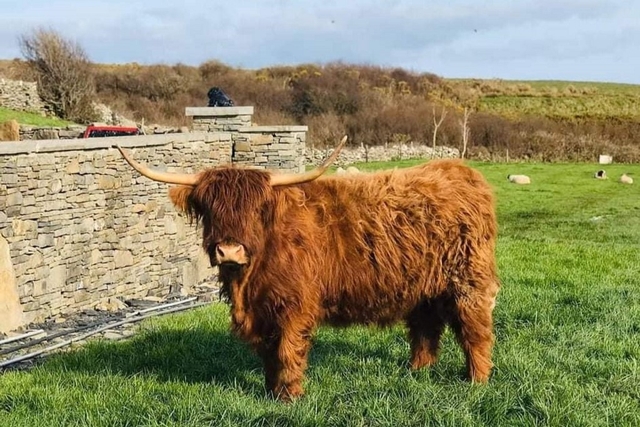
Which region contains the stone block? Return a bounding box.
[46,265,67,292]
[97,176,120,189]
[37,234,55,248]
[79,162,96,174]
[131,204,146,213]
[59,129,82,139]
[66,159,80,174]
[2,173,18,185]
[234,141,252,152]
[11,219,37,236]
[33,129,58,140]
[164,215,178,235]
[114,250,133,268]
[74,289,91,303]
[278,150,297,156]
[49,179,62,193]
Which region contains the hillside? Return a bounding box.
[2,58,640,162]
[451,79,640,120]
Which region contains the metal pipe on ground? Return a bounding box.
[0,301,210,369]
[0,330,46,346]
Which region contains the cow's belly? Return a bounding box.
[320,283,425,326]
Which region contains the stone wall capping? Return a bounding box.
[238,125,308,133]
[0,132,212,156]
[185,106,254,117]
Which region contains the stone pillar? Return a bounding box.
[233,126,308,173]
[185,107,254,132]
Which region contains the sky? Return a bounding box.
[1,0,638,84]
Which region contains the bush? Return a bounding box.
[19,28,98,123]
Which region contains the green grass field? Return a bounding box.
[1,160,639,426]
[450,78,640,120]
[0,106,73,127]
[478,95,640,120]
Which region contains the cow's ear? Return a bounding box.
[168,186,193,213]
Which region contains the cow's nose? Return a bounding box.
[215,243,246,264]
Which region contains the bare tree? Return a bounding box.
[431,105,447,157]
[19,28,98,123]
[458,107,471,159]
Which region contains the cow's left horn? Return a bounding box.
[115,145,199,186]
[270,135,348,187]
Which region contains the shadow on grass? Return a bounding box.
[41,322,409,399]
[45,328,264,396]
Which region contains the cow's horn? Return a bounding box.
[270,135,348,187]
[115,145,199,186]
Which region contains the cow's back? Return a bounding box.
[296,159,497,325]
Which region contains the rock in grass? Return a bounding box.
[619,173,633,184]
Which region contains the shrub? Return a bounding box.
[19,28,98,123]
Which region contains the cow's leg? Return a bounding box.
[274,326,311,401]
[259,323,313,402]
[259,342,280,393]
[406,298,447,370]
[450,289,497,383]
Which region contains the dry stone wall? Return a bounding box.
[19,124,86,140]
[0,133,231,327]
[306,143,460,166]
[189,107,306,173]
[234,126,306,173]
[1,106,311,332]
[0,78,48,114]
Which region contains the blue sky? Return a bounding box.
[1,0,638,83]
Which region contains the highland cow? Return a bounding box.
[116,136,500,401]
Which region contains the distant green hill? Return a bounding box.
[450,79,640,120]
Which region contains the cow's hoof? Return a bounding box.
[271,383,304,402]
[410,352,438,370]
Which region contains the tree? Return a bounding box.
[431,105,447,156]
[19,28,98,123]
[458,107,471,159]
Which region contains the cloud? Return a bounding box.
[0,0,638,83]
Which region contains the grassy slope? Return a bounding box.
[454,79,640,120]
[478,95,640,120]
[0,107,73,127]
[0,161,639,426]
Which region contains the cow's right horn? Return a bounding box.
[115,145,199,186]
[270,135,348,187]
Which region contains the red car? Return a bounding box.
[82,124,139,138]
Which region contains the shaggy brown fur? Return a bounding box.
[168,159,500,401]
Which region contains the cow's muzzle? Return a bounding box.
[215,243,248,265]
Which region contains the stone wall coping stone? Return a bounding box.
[185,106,254,117]
[238,125,308,133]
[0,132,215,156]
